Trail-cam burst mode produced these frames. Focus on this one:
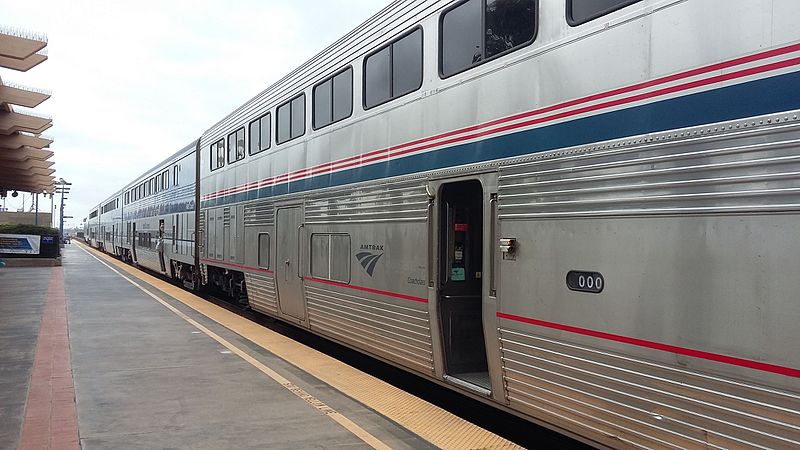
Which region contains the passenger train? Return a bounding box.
[85,0,800,447]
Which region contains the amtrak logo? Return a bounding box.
[356,251,384,276]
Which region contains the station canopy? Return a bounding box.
[0,26,54,196]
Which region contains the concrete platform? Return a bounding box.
[1,243,531,449]
[1,245,439,449]
[0,266,52,449]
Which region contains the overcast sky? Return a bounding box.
[1,0,393,228]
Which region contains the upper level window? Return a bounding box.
[173,165,179,186]
[162,170,169,190]
[567,0,641,26]
[249,113,271,155]
[276,94,306,144]
[227,127,245,163]
[210,138,225,171]
[440,0,536,78]
[364,28,423,109]
[313,67,353,130]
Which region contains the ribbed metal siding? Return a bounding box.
[244,200,275,227]
[498,120,800,219]
[305,180,428,224]
[245,272,277,315]
[498,327,800,449]
[306,285,433,374]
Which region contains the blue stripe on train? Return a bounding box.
[202,70,800,208]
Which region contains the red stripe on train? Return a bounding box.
[305,277,428,303]
[497,312,800,378]
[202,42,800,201]
[201,259,273,274]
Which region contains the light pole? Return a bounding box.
[55,178,72,247]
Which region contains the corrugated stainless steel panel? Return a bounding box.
[243,200,275,227]
[305,284,433,374]
[498,327,800,449]
[245,272,277,315]
[498,119,800,219]
[305,180,428,224]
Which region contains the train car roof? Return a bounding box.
[200,0,444,144]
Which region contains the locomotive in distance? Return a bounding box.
[86,0,800,447]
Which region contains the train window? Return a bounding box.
[249,113,271,155]
[291,95,305,140]
[314,79,333,128]
[311,234,330,279]
[257,233,270,269]
[173,165,179,186]
[227,127,245,163]
[364,27,423,109]
[277,93,306,145]
[313,67,353,130]
[210,138,225,171]
[440,0,536,78]
[365,46,390,108]
[567,0,642,26]
[392,29,423,98]
[311,233,350,283]
[330,234,351,282]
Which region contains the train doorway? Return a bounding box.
[438,180,490,394]
[132,222,137,262]
[276,206,306,321]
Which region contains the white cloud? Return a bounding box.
[1,0,393,227]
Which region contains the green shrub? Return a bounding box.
[0,224,60,236]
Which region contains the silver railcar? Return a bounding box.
[93,0,800,447]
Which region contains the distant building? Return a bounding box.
[0,211,53,226]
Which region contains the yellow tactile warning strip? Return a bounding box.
[77,245,391,450]
[77,242,524,450]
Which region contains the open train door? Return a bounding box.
[275,206,306,322]
[436,179,491,395]
[131,222,137,262]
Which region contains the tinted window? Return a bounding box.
[260,114,271,150]
[442,0,482,77]
[392,29,423,97]
[227,128,245,163]
[365,46,390,108]
[249,120,259,154]
[250,113,271,155]
[364,29,423,109]
[313,78,333,129]
[277,94,305,144]
[567,0,641,25]
[211,139,225,170]
[291,94,305,140]
[441,0,536,77]
[332,68,353,122]
[277,101,291,144]
[485,0,536,57]
[314,67,353,130]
